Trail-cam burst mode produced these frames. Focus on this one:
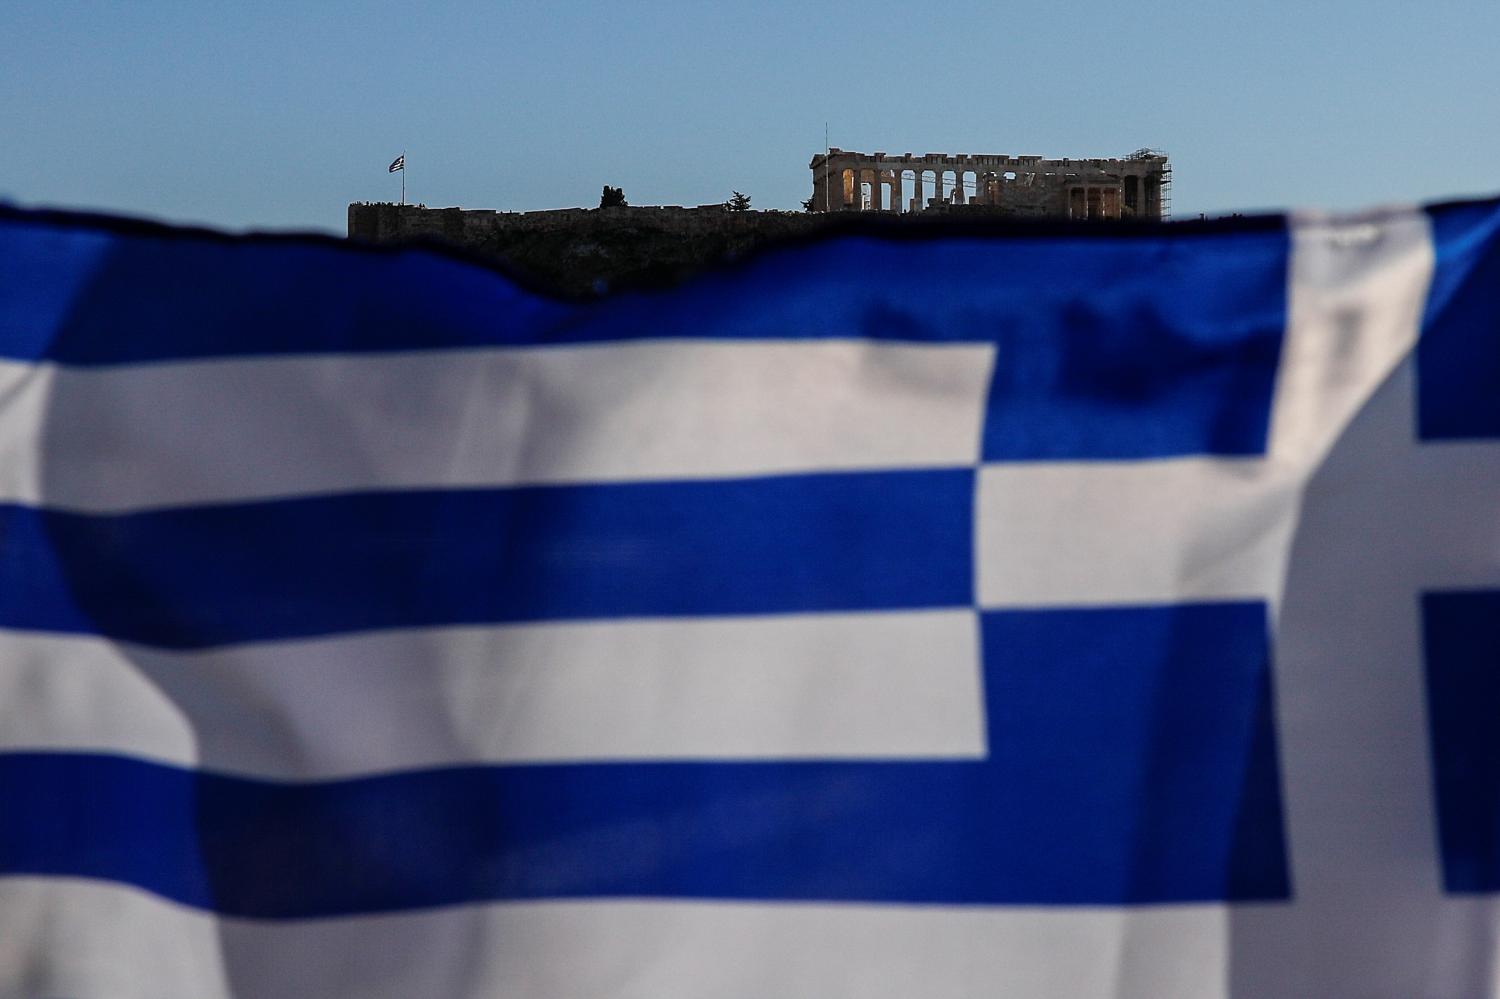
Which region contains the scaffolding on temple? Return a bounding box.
[1126,148,1171,220]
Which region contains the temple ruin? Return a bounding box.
[808,148,1172,220]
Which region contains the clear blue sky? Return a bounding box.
[4,0,1497,234]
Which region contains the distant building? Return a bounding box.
[809,148,1171,220]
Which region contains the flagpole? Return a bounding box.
[401,149,406,206]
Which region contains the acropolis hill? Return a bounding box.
[348,148,1171,296]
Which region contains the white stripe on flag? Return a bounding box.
[0,340,996,512]
[977,457,1294,607]
[0,878,1251,999]
[0,611,985,776]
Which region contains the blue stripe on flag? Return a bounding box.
[978,235,1287,460]
[0,219,572,365]
[0,470,974,648]
[1419,201,1500,441]
[1421,589,1500,892]
[0,602,1288,916]
[0,224,113,351]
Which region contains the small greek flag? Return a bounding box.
[1,196,1499,998]
[388,154,404,173]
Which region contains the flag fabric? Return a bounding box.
[0,198,1498,998]
[388,154,404,172]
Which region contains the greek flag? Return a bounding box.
[1,197,1498,998]
[388,154,404,173]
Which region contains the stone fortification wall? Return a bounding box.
[348,203,824,296]
[348,187,1170,297]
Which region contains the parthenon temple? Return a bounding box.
[808,148,1172,220]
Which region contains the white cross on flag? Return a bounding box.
[0,196,1498,997]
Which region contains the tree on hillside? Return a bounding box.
[801,196,816,212]
[599,185,627,208]
[726,191,752,212]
